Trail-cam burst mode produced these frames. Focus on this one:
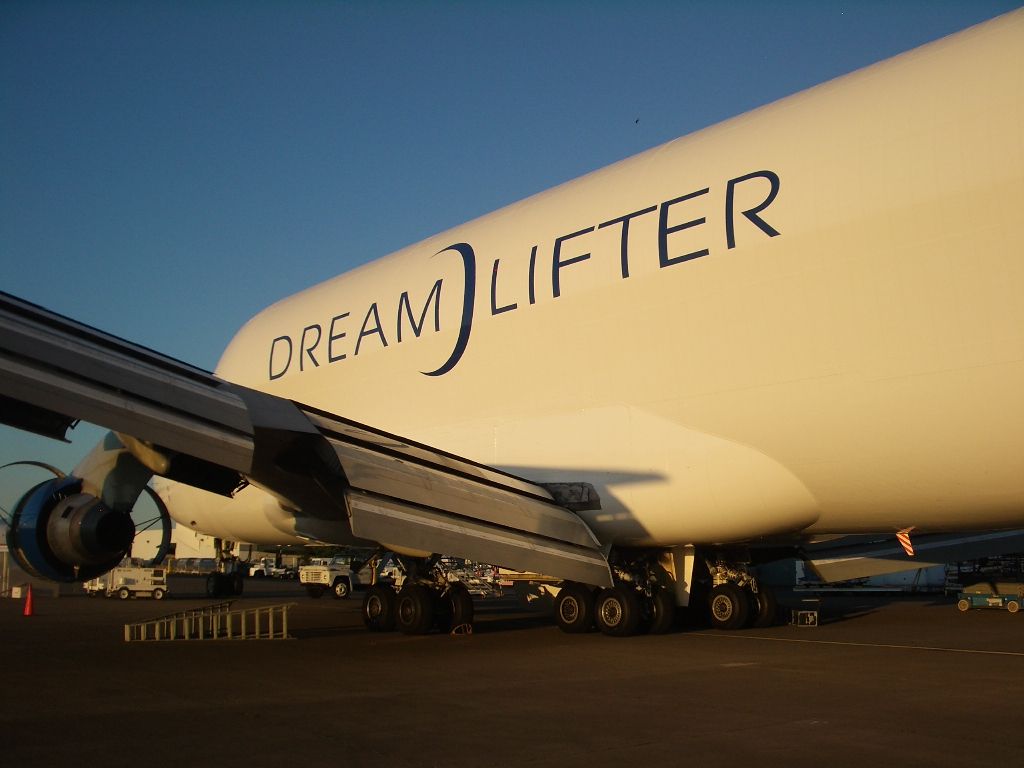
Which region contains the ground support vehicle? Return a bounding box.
[956,582,1024,613]
[299,555,374,599]
[248,558,295,579]
[84,566,168,600]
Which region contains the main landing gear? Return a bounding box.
[555,551,679,637]
[360,555,475,635]
[554,581,677,636]
[205,538,245,599]
[552,549,780,636]
[705,560,778,630]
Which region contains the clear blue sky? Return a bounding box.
[1,0,1019,508]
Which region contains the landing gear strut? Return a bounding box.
[205,538,244,599]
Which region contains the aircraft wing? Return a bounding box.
[0,292,612,586]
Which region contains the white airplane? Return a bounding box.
[2,10,1022,636]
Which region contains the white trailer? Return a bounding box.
[84,566,168,600]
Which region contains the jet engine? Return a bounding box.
[6,476,136,582]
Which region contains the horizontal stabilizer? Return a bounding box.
[806,530,1024,582]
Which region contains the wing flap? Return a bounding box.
[331,441,601,550]
[348,491,612,587]
[0,291,612,586]
[0,293,254,472]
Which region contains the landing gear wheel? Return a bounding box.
[332,579,351,599]
[206,573,230,599]
[594,586,643,637]
[435,583,475,633]
[118,587,130,600]
[306,585,327,599]
[646,587,676,634]
[362,585,397,631]
[709,583,750,630]
[450,584,474,628]
[554,582,595,634]
[396,584,435,635]
[750,584,778,628]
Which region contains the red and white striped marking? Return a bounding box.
[896,528,915,557]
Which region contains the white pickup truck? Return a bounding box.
[247,558,294,579]
[299,555,374,599]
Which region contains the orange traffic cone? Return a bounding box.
[23,584,34,617]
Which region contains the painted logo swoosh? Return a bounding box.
[423,242,476,376]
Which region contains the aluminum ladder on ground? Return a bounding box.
[124,601,295,642]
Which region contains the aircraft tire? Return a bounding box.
[435,583,475,634]
[594,586,642,637]
[450,584,474,627]
[554,582,595,634]
[205,573,220,598]
[647,587,676,634]
[396,584,435,635]
[708,583,749,630]
[363,585,397,632]
[750,585,778,628]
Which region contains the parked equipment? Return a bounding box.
[955,582,1024,613]
[84,566,168,600]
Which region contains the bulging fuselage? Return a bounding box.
[174,11,1024,549]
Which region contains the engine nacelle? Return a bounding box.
[6,476,136,582]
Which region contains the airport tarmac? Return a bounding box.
[2,578,1022,768]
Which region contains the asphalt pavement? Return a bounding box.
[2,577,1022,768]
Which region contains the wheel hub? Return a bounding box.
[711,595,734,621]
[366,595,383,619]
[600,599,623,627]
[559,597,580,623]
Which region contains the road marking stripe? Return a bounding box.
[688,633,1024,657]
